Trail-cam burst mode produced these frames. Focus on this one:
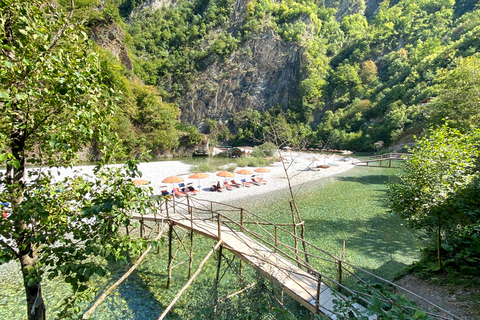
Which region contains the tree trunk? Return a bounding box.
[20,246,46,320]
[10,123,47,320]
[437,224,443,269]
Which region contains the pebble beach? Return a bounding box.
[53,152,357,204]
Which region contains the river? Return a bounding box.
[0,164,423,319]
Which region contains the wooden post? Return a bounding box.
[125,225,129,236]
[240,208,244,233]
[211,202,214,221]
[157,223,161,254]
[380,160,382,167]
[337,260,342,293]
[289,201,300,265]
[389,158,392,168]
[274,225,278,252]
[392,285,397,294]
[158,240,223,320]
[167,224,173,289]
[189,198,193,278]
[166,200,169,219]
[214,245,223,318]
[217,214,222,240]
[316,274,322,314]
[140,219,144,238]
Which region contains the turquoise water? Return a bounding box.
[233,165,423,280]
[0,165,423,319]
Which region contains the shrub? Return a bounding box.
[191,163,216,173]
[236,157,267,167]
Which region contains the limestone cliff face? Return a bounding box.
[90,22,133,70]
[178,28,303,128]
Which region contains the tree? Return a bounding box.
[0,1,153,319]
[429,56,480,130]
[387,125,480,268]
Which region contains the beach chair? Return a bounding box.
[224,181,234,191]
[257,177,267,183]
[172,187,186,197]
[187,185,199,194]
[249,177,261,186]
[251,177,265,185]
[161,190,173,200]
[241,179,253,187]
[230,180,242,187]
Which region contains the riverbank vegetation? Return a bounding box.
[3,0,480,318]
[54,0,480,156]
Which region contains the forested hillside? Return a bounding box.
[66,0,480,155]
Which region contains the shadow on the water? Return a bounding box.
[305,213,419,273]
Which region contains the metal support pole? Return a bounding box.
[140,219,144,238]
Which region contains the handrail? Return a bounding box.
[134,197,460,320]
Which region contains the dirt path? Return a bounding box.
[396,275,479,320]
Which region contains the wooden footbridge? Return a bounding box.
[123,197,459,320]
[354,153,410,168]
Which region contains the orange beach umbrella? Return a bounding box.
[236,169,253,181]
[236,169,253,175]
[133,179,149,186]
[216,171,235,178]
[254,167,270,178]
[189,173,209,187]
[162,176,184,191]
[162,176,184,184]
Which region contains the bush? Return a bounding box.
[258,142,277,157]
[224,164,238,172]
[191,163,216,173]
[250,146,265,158]
[236,157,267,167]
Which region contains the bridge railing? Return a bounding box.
[363,153,411,160]
[136,196,458,320]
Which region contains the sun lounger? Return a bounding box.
[172,187,186,197]
[249,178,261,186]
[161,190,173,200]
[224,181,234,191]
[241,179,253,187]
[187,186,199,194]
[251,177,265,185]
[257,177,267,183]
[230,180,242,187]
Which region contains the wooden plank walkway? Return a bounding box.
[132,213,374,319]
[354,153,409,167]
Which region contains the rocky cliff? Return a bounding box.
[178,28,303,128]
[90,22,133,70]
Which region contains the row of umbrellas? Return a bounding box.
[133,168,271,188]
[163,168,270,184]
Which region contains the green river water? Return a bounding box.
[0,164,424,319]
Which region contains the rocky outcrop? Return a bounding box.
[178,28,303,129]
[90,22,133,70]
